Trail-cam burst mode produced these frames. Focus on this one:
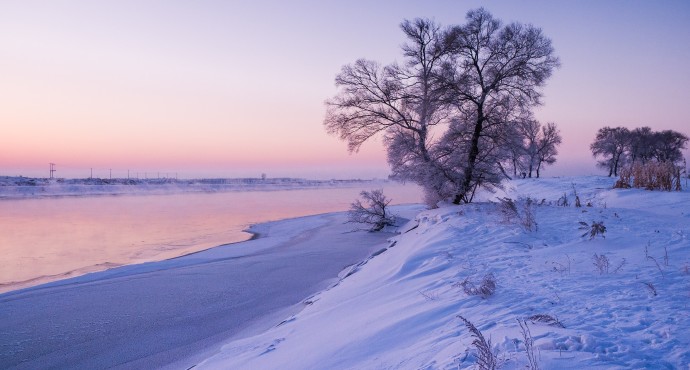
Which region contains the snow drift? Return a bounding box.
[198,176,690,369]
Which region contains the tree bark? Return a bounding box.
[454,107,484,204]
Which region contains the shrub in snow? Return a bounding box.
[579,221,606,239]
[592,253,610,274]
[457,315,499,370]
[557,193,569,207]
[458,273,497,298]
[347,189,395,231]
[527,314,565,328]
[497,197,538,232]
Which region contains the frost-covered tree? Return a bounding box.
[441,8,559,202]
[324,19,455,205]
[590,126,630,177]
[650,130,688,164]
[534,122,562,178]
[515,120,561,178]
[325,9,559,205]
[517,119,541,178]
[627,126,655,165]
[592,126,688,176]
[347,189,396,231]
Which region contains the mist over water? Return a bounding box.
[0,183,421,293]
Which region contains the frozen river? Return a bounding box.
[0,182,421,293]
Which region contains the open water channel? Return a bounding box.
[0,183,421,293]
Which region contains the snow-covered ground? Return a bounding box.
[0,176,379,199]
[1,208,423,369]
[198,176,690,369]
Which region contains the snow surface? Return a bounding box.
[198,176,690,369]
[0,208,422,369]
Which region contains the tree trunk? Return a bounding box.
[613,152,620,176]
[454,109,484,204]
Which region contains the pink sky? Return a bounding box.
[1,0,688,179]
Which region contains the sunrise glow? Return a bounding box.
[1,1,688,179]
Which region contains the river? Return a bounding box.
[0,182,421,293]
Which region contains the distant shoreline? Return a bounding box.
[0,176,386,200]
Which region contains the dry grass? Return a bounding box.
[527,314,565,328]
[615,162,683,191]
[497,197,538,232]
[517,318,540,370]
[643,282,658,297]
[457,315,498,370]
[457,273,497,299]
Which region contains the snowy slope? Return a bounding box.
[198,176,690,369]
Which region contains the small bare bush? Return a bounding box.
[457,273,497,299]
[497,197,538,232]
[347,189,395,231]
[557,193,569,207]
[579,221,606,239]
[457,315,498,370]
[592,253,610,274]
[527,314,565,328]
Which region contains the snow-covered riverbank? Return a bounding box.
[0,206,423,369]
[198,176,690,369]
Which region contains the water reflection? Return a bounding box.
[0,184,421,293]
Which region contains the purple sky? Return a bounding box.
[1,0,688,179]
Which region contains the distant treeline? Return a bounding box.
[0,176,375,187]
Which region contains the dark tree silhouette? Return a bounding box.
[325,9,559,205]
[592,126,688,176]
[442,8,559,202]
[590,126,630,177]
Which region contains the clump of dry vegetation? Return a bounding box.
[456,273,497,299]
[614,162,683,191]
[527,314,565,328]
[579,221,607,239]
[497,197,538,232]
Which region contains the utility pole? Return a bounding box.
[90,168,93,179]
[109,169,112,180]
[49,163,56,179]
[127,170,130,179]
